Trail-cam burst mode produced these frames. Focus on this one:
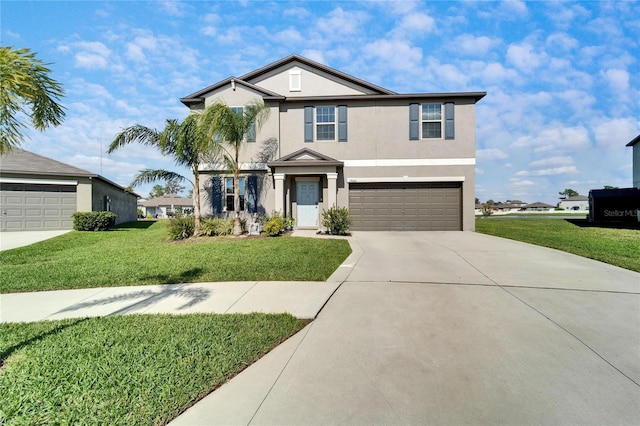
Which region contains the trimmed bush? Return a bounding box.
[264,216,284,237]
[72,211,117,231]
[322,206,352,235]
[167,216,194,241]
[197,217,234,237]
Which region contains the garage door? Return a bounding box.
[349,182,461,231]
[0,183,77,231]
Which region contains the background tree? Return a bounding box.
[475,197,480,205]
[200,100,270,235]
[0,46,65,154]
[148,179,185,198]
[603,185,618,189]
[558,188,579,199]
[108,115,210,233]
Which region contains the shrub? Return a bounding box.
[322,206,352,235]
[72,211,117,231]
[167,216,194,241]
[197,217,234,237]
[264,216,284,237]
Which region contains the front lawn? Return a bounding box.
[476,218,640,273]
[0,221,352,293]
[0,313,305,425]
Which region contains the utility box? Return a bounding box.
[588,188,640,223]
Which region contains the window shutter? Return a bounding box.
[304,106,313,142]
[211,176,223,214]
[409,103,419,140]
[247,176,258,213]
[247,120,256,142]
[444,102,455,140]
[338,105,348,142]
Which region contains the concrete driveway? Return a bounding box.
[173,231,640,425]
[0,230,71,251]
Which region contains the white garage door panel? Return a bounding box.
[0,184,77,231]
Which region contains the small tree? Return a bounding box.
[558,188,579,199]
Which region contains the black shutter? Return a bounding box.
[247,176,258,213]
[211,176,223,214]
[444,103,455,140]
[304,106,313,142]
[409,103,419,140]
[338,105,348,142]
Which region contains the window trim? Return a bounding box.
[224,176,246,212]
[289,69,301,92]
[315,106,336,141]
[421,103,443,139]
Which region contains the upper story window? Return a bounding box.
[230,106,256,142]
[304,106,347,142]
[422,104,442,138]
[410,102,455,140]
[316,107,336,140]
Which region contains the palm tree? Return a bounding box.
[200,100,270,235]
[107,115,211,233]
[0,46,66,154]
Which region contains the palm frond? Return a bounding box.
[107,125,160,154]
[130,169,193,188]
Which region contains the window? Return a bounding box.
[422,104,442,139]
[230,107,256,142]
[409,103,454,140]
[316,107,336,140]
[225,177,245,212]
[304,106,347,142]
[289,70,301,91]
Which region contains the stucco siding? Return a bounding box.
[633,144,640,189]
[90,178,138,224]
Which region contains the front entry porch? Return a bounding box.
[267,148,343,230]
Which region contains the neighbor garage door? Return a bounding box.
[0,183,77,231]
[349,182,461,231]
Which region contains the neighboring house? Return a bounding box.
[0,148,138,231]
[627,134,640,189]
[181,54,485,231]
[140,194,193,218]
[521,202,555,212]
[494,200,527,213]
[558,195,589,211]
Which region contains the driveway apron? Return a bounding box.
[173,231,640,425]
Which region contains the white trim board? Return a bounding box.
[347,176,465,183]
[0,177,78,185]
[343,158,475,167]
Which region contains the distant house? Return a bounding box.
[495,200,527,213]
[0,148,138,231]
[627,134,640,189]
[521,202,555,212]
[140,194,193,218]
[558,195,589,211]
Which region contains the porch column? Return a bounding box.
[327,172,338,207]
[274,173,285,213]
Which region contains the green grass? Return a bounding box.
[476,218,640,272]
[0,221,352,293]
[0,313,305,425]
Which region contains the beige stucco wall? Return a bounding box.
[90,178,138,224]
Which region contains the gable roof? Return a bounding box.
[0,148,138,196]
[0,148,96,177]
[626,134,640,147]
[267,148,344,168]
[181,77,285,106]
[523,202,555,209]
[141,194,193,207]
[561,195,588,201]
[238,54,397,96]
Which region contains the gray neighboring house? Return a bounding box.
[181,54,485,231]
[0,148,138,231]
[558,195,589,211]
[627,134,640,189]
[521,202,555,212]
[140,194,193,218]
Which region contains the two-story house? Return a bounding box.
[181,55,485,231]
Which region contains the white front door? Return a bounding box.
[296,181,319,228]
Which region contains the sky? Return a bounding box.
[2,0,639,205]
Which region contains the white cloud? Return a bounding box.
[602,68,630,93]
[511,126,591,153]
[388,12,436,39]
[317,7,369,36]
[477,148,508,161]
[71,41,111,69]
[451,35,499,56]
[528,156,574,168]
[515,166,578,177]
[593,117,640,148]
[509,178,536,186]
[506,42,543,70]
[363,39,423,72]
[302,49,326,64]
